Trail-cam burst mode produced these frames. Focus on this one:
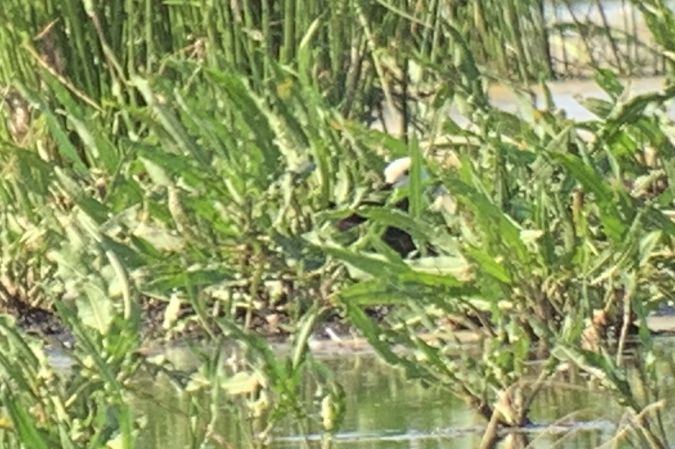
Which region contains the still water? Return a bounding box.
[373,75,675,137]
[132,338,675,449]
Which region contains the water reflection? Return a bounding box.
[133,338,674,449]
[487,76,673,122]
[373,76,675,136]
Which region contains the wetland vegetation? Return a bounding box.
[0,0,674,448]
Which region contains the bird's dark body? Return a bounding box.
[380,224,416,256]
[336,198,416,256]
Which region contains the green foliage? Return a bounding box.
[325,48,675,438]
[0,1,672,448]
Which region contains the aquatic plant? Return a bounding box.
[0,1,672,448]
[322,31,675,447]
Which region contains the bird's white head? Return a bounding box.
[383,156,430,188]
[383,157,412,188]
[383,156,455,213]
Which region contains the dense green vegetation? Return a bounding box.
[0,0,674,448]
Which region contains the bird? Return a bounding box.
[383,156,415,188]
[336,157,431,257]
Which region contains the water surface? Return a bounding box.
[133,337,675,449]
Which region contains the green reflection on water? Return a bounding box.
[133,339,675,449]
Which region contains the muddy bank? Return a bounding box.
[8,293,675,354]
